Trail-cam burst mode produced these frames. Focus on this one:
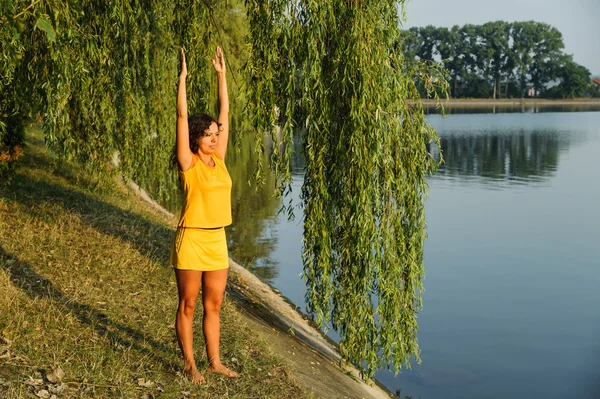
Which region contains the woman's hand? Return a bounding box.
[212,46,225,74]
[180,48,187,79]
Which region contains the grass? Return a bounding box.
[0,125,309,398]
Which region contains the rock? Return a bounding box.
[48,383,66,394]
[46,367,65,383]
[23,377,44,387]
[137,378,154,388]
[35,389,50,398]
[0,334,12,346]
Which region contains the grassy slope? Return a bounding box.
[0,126,309,398]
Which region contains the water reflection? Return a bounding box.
[429,131,561,187]
[425,111,596,189]
[226,132,281,282]
[291,131,306,176]
[290,118,577,189]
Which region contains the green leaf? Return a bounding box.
[35,16,56,42]
[11,27,20,41]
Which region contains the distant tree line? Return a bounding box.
[401,21,596,99]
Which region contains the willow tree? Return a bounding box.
[245,0,448,377]
[3,0,446,378]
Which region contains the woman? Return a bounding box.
[170,46,238,384]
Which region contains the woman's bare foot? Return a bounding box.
[207,364,239,378]
[184,367,206,384]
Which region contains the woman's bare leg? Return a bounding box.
[202,268,239,377]
[175,269,205,384]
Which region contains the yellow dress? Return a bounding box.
[170,152,232,271]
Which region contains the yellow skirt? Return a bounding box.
[170,227,229,271]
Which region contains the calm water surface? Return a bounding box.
[165,109,600,398]
[376,112,600,399]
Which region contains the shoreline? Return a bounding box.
[419,98,600,107]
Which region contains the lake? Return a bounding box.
[163,108,600,398]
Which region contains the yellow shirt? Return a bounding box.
[177,152,232,228]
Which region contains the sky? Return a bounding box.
[401,0,600,75]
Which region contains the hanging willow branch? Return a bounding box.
[245,0,449,377]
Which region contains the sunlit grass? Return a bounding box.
[0,125,309,398]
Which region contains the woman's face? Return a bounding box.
[198,122,219,155]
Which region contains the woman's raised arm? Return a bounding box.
[176,48,193,171]
[212,46,229,160]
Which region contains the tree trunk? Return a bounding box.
[504,71,512,98]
